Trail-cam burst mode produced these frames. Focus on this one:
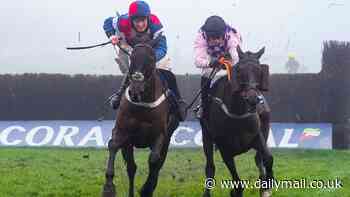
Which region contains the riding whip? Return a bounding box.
[185,68,219,111]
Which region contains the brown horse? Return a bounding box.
[201,46,274,197]
[102,43,179,197]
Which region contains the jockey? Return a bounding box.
[103,0,187,121]
[194,15,242,119]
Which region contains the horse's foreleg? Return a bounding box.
[219,150,243,197]
[140,137,170,197]
[201,120,215,197]
[122,145,137,197]
[102,140,120,197]
[256,142,274,197]
[149,132,165,164]
[255,123,274,197]
[102,129,128,197]
[255,152,266,180]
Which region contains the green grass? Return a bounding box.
[0,148,349,197]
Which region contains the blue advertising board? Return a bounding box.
[0,121,332,149]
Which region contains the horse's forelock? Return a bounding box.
[132,44,155,61]
[238,62,261,78]
[130,44,156,74]
[237,57,260,66]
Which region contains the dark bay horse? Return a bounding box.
[201,46,274,197]
[102,43,179,197]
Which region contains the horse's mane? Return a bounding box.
[209,75,229,97]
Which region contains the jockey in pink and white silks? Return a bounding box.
[103,1,186,121]
[193,15,243,118]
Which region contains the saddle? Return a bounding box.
[157,71,178,115]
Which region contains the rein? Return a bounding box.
[210,96,257,119]
[127,69,167,108]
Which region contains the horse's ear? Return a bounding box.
[255,47,265,60]
[236,45,245,60]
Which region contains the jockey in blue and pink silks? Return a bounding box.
[103,1,186,121]
[194,15,243,119]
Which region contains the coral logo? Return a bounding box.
[300,128,321,141]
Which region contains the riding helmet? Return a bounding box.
[129,1,151,20]
[202,15,227,38]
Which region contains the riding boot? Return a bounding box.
[196,76,211,119]
[110,75,130,110]
[171,79,187,122]
[159,69,187,121]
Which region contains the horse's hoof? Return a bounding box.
[230,190,243,197]
[140,187,153,197]
[102,183,116,197]
[260,189,272,197]
[140,192,153,197]
[202,191,211,197]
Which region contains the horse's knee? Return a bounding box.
[263,154,273,166]
[108,140,115,149]
[108,139,122,151]
[149,152,161,165]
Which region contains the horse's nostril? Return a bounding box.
[132,72,145,82]
[247,96,259,105]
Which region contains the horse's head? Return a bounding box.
[231,46,269,107]
[128,43,156,100]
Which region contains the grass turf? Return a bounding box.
[0,148,349,197]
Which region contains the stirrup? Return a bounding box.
[193,104,201,118]
[110,92,122,110]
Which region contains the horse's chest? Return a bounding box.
[210,118,259,145]
[124,119,162,147]
[213,118,257,130]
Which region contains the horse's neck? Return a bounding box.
[141,74,162,103]
[229,94,248,114]
[222,83,248,115]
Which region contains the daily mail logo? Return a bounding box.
[0,121,332,149]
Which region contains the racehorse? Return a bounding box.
[201,46,274,197]
[102,42,179,197]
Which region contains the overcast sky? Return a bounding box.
[1,0,349,75]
